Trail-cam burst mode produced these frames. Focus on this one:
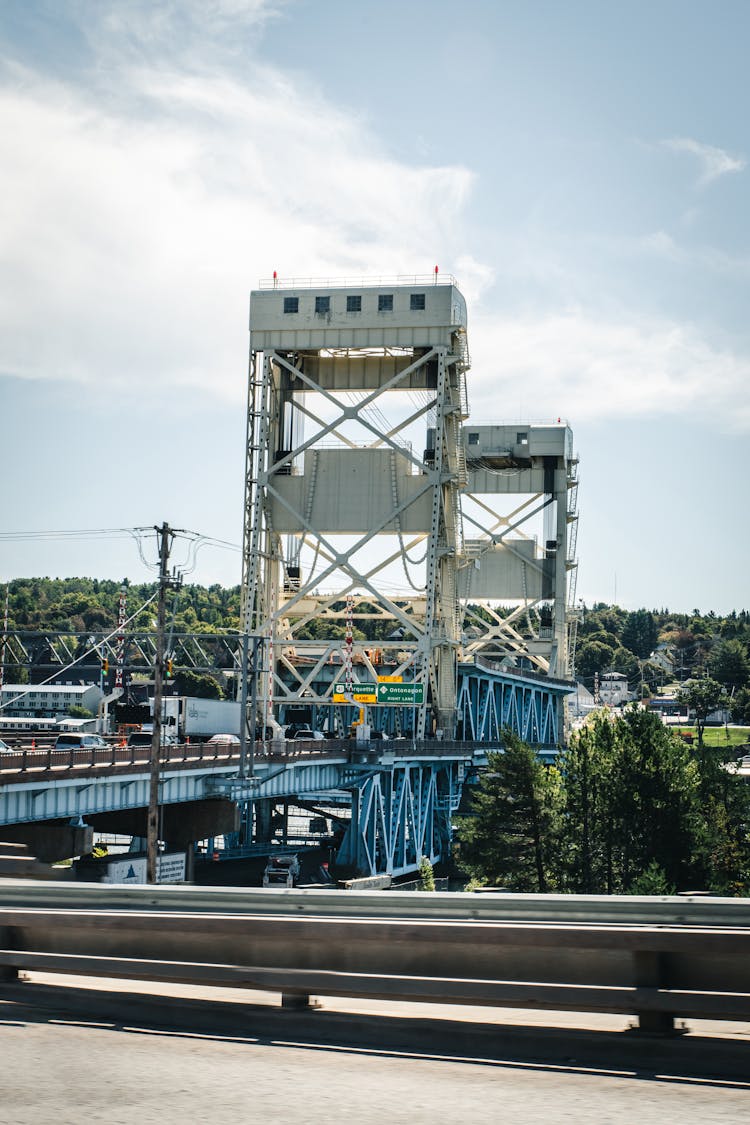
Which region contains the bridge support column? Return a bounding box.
[253,799,274,844]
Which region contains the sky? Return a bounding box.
[0,0,748,614]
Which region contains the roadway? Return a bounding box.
[2,973,750,1124]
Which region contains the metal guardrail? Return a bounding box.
[0,739,486,781]
[1,883,750,1032]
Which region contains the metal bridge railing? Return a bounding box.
[0,738,493,780]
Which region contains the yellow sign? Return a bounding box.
[378,675,403,683]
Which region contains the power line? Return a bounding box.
[0,590,159,711]
[0,527,240,551]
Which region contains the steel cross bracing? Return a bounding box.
[241,281,470,741]
[0,632,245,678]
[456,663,569,751]
[335,758,468,878]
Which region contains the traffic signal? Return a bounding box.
[102,657,109,674]
[166,658,173,678]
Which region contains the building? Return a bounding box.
[568,681,597,719]
[0,683,103,719]
[598,671,631,707]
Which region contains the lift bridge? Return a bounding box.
[230,274,579,875]
[0,276,578,880]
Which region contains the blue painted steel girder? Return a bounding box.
[456,664,571,748]
[336,759,466,878]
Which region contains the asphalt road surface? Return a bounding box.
[1,974,750,1124]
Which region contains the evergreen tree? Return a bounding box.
[710,639,750,693]
[455,732,562,892]
[560,709,702,893]
[621,609,659,660]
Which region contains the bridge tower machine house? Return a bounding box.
[241,275,578,739]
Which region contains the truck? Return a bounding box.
[160,697,242,742]
[262,853,300,888]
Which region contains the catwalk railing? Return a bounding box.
[1,884,749,1033]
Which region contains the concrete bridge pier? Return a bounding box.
[0,820,94,864]
[253,798,274,844]
[88,799,240,880]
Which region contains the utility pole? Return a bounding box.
[0,586,8,693]
[147,522,174,885]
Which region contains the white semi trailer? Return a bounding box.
[160,697,241,741]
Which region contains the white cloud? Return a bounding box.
[468,309,750,432]
[662,137,746,187]
[0,50,475,399]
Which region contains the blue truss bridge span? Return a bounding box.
[0,665,571,878]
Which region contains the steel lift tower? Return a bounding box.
[458,423,579,678]
[241,276,470,739]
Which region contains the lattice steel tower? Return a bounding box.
[241,275,469,737]
[241,275,578,738]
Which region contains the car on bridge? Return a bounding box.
[127,731,178,749]
[0,738,12,753]
[206,734,240,749]
[54,733,108,750]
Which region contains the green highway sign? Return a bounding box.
[376,682,425,705]
[333,682,377,702]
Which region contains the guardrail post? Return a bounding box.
[281,991,312,1010]
[633,950,676,1034]
[0,929,18,981]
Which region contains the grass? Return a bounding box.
[672,726,750,748]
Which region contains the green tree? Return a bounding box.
[455,732,562,892]
[560,709,702,893]
[710,639,750,693]
[576,640,616,687]
[172,670,225,700]
[418,856,436,891]
[628,861,676,896]
[730,687,750,725]
[621,609,659,660]
[68,705,94,719]
[677,678,728,748]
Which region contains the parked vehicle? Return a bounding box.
[262,854,300,887]
[206,734,240,748]
[126,731,178,749]
[161,697,241,741]
[54,733,108,750]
